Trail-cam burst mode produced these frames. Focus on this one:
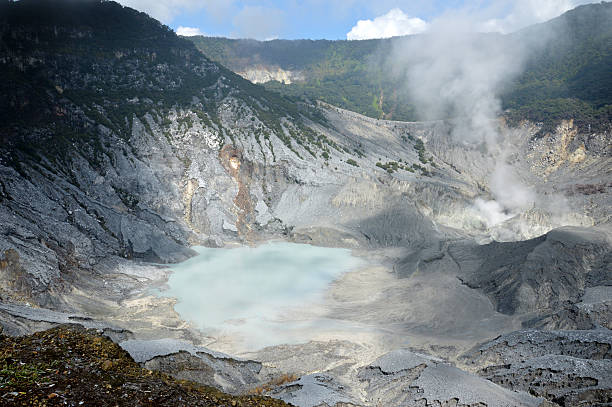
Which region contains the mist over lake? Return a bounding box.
[158,242,364,350]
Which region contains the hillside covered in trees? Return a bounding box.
[190,2,612,132]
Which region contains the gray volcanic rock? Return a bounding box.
[461,329,612,368]
[449,226,612,315]
[270,373,358,407]
[481,356,612,406]
[461,329,612,406]
[0,303,131,342]
[0,2,611,406]
[267,348,546,407]
[120,338,263,394]
[358,349,543,407]
[523,298,612,330]
[0,302,265,395]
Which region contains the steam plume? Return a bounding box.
[388,16,540,228]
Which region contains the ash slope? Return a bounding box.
[0,1,611,406]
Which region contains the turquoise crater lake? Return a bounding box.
[158,242,365,351]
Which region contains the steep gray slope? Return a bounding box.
[449,226,611,315]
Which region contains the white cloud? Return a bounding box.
[346,8,428,40]
[478,0,594,33]
[176,26,205,36]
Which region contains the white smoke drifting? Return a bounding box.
[474,161,537,229]
[473,199,513,228]
[388,16,540,230]
[490,161,536,213]
[391,18,525,144]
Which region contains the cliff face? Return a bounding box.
[237,66,305,84]
[2,1,609,302]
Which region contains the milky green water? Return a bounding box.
[157,241,365,351]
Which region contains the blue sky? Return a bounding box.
[117,0,597,40]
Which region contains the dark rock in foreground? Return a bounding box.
[0,325,290,407]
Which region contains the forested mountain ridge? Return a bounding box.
[0,0,327,163]
[189,35,412,121]
[504,1,612,131]
[189,2,612,132]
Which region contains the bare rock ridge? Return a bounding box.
[0,1,611,406]
[449,227,611,316]
[461,330,612,406]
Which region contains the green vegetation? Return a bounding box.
[375,160,431,176]
[0,0,338,171]
[0,325,291,406]
[2,0,609,181]
[414,138,431,164]
[346,158,359,167]
[376,161,399,173]
[190,36,416,121]
[502,3,612,133]
[412,163,430,176]
[505,98,612,134]
[189,2,612,133]
[376,161,420,174]
[373,135,433,175]
[0,360,55,388]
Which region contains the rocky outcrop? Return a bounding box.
[462,329,612,367]
[0,303,132,342]
[267,349,546,407]
[0,325,291,407]
[461,329,612,406]
[238,65,305,85]
[121,338,264,394]
[357,350,543,407]
[450,226,612,315]
[269,373,358,407]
